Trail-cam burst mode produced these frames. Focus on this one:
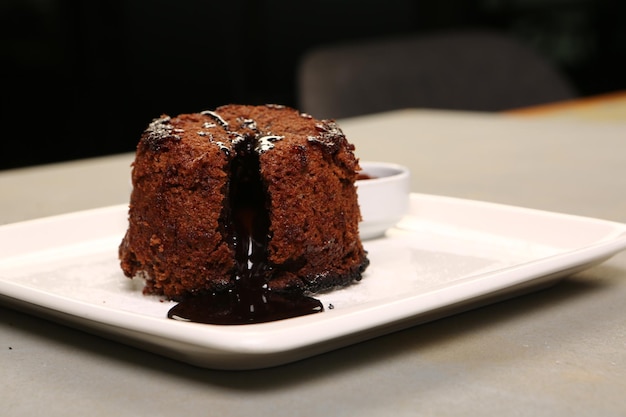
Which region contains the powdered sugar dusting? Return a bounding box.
[143,116,182,151]
[256,135,284,154]
[200,110,229,128]
[239,118,258,130]
[307,121,346,151]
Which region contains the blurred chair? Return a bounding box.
[297,30,577,119]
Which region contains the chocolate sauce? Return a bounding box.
[356,172,376,180]
[168,136,323,325]
[167,290,323,325]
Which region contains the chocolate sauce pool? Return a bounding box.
[168,137,323,325]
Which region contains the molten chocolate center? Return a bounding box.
[167,136,323,325]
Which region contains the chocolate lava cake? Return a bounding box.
[119,104,369,300]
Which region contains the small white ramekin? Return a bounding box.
[357,161,411,240]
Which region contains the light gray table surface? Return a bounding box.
[2,109,626,416]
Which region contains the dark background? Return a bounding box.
[2,0,625,170]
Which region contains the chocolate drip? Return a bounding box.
[168,136,323,325]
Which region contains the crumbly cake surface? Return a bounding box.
[119,104,369,299]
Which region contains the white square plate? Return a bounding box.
[1,194,626,370]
